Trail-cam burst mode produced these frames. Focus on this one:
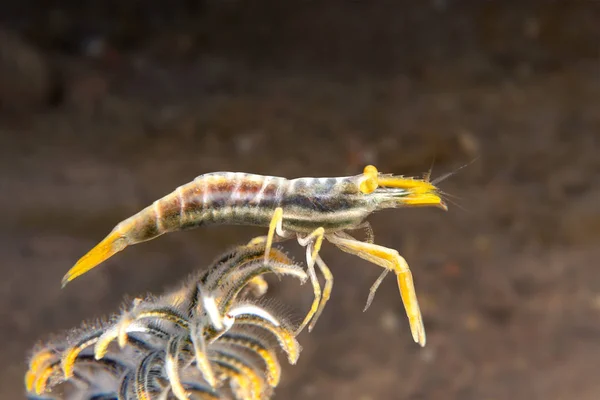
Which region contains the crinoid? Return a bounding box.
[25,244,307,400]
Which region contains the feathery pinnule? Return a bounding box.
[26,244,306,400]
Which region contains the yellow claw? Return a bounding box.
[402,192,448,210]
[377,176,437,191]
[61,229,127,287]
[397,271,426,347]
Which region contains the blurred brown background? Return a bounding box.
[1,1,600,399]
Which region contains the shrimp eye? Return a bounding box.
[359,165,379,194]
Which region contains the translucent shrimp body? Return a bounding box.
[62,165,448,347]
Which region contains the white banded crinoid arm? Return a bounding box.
[25,244,306,400]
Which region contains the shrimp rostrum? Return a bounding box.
[62,165,448,347]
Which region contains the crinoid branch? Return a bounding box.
[25,244,307,400]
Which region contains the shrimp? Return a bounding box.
[61,165,448,347]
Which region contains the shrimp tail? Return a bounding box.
[61,229,128,288]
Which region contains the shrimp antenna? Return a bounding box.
[431,156,480,186]
[424,157,436,182]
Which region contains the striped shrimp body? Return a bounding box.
[62,165,448,347]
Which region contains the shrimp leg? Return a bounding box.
[247,209,330,334]
[245,207,291,296]
[326,234,426,347]
[310,254,333,332]
[246,208,290,260]
[294,227,326,335]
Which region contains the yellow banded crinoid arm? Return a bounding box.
[26,244,307,400]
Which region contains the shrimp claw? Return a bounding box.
[327,233,426,347]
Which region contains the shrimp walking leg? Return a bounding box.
[246,207,289,261]
[245,207,289,294]
[295,227,326,335]
[352,221,375,244]
[309,255,333,332]
[264,207,285,263]
[365,269,390,311]
[326,234,426,347]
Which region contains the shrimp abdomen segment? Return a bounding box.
[61,173,285,286]
[155,173,283,232]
